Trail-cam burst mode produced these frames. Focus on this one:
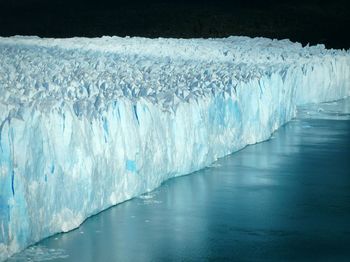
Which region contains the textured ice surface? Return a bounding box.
[297,97,350,120]
[0,36,349,261]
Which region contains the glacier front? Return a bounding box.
[0,36,349,261]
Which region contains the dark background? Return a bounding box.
[0,0,350,49]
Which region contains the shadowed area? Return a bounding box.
[0,0,350,49]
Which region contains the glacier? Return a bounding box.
[0,36,349,261]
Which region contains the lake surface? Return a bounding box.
[10,98,350,261]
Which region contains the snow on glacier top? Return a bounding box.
[0,36,347,117]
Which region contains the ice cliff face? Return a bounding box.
[0,36,349,260]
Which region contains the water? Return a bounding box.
[10,98,350,261]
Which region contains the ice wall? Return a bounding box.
[0,36,349,260]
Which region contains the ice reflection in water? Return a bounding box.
[7,246,68,262]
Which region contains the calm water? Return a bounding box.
[10,98,350,261]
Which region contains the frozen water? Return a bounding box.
[13,97,350,261]
[297,97,350,120]
[0,36,349,261]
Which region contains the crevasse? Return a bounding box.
[0,36,349,261]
